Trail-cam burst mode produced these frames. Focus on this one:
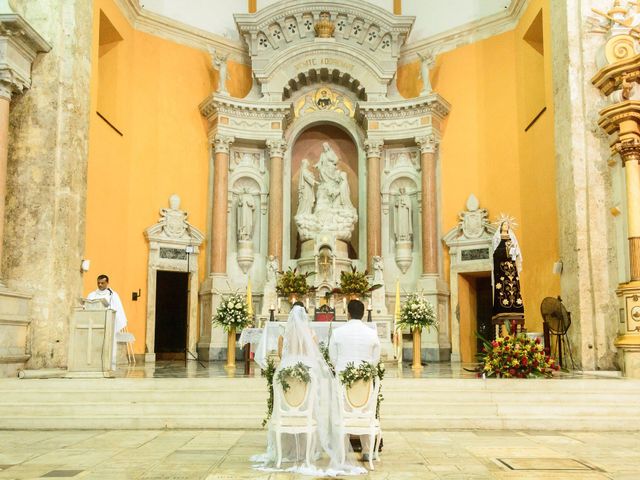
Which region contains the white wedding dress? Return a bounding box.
[251,305,365,476]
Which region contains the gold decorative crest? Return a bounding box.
[294,87,354,117]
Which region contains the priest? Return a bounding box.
[87,274,128,369]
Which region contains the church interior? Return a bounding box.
[1,0,640,478]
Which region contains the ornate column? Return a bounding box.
[592,18,640,376]
[416,134,439,275]
[364,139,383,267]
[266,139,286,264]
[210,134,234,274]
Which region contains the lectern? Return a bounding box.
[67,298,115,377]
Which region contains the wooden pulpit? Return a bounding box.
[67,299,115,377]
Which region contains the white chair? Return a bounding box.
[271,372,317,468]
[115,327,136,365]
[335,377,382,470]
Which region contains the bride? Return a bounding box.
[252,303,365,476]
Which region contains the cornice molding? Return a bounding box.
[113,0,527,68]
[399,0,528,64]
[114,0,249,63]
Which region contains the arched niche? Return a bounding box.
[289,123,359,259]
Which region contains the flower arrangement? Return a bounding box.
[261,358,276,427]
[397,293,437,332]
[276,268,314,297]
[333,266,382,297]
[212,293,252,332]
[339,360,386,419]
[276,362,311,392]
[479,332,559,378]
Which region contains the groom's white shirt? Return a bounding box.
[329,319,380,372]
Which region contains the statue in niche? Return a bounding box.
[294,141,358,243]
[394,187,413,242]
[314,143,356,212]
[236,189,256,241]
[297,158,317,216]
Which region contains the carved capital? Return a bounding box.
[415,134,438,154]
[213,134,234,154]
[0,80,12,101]
[614,138,640,164]
[266,139,287,158]
[364,138,384,158]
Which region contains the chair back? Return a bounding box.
[282,377,307,408]
[346,379,372,408]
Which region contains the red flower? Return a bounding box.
[509,368,516,376]
[491,341,498,348]
[535,337,541,344]
[521,357,528,366]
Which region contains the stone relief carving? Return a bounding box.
[384,150,420,173]
[294,142,358,242]
[294,86,355,117]
[459,194,490,239]
[145,194,204,246]
[231,150,265,173]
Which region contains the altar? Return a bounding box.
[240,320,395,368]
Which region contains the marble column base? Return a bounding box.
[416,274,451,361]
[615,334,640,378]
[0,287,31,377]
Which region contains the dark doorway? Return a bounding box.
[155,271,188,360]
[476,276,494,353]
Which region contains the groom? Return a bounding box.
[329,299,381,460]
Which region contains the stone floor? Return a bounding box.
[0,429,637,479]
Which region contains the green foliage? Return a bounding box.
[339,360,385,419]
[212,293,252,332]
[261,358,276,427]
[333,266,382,296]
[276,268,314,297]
[397,293,437,332]
[319,341,335,376]
[275,362,311,392]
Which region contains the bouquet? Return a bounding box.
[479,332,559,378]
[212,293,252,332]
[397,293,437,332]
[332,266,382,297]
[276,267,314,297]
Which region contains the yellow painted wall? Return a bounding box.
[86,0,244,353]
[397,0,559,334]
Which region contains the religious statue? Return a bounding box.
[297,158,317,216]
[294,141,358,243]
[394,187,413,242]
[266,255,279,285]
[236,189,256,241]
[418,52,435,95]
[213,53,229,95]
[491,216,524,317]
[314,143,356,212]
[372,255,384,284]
